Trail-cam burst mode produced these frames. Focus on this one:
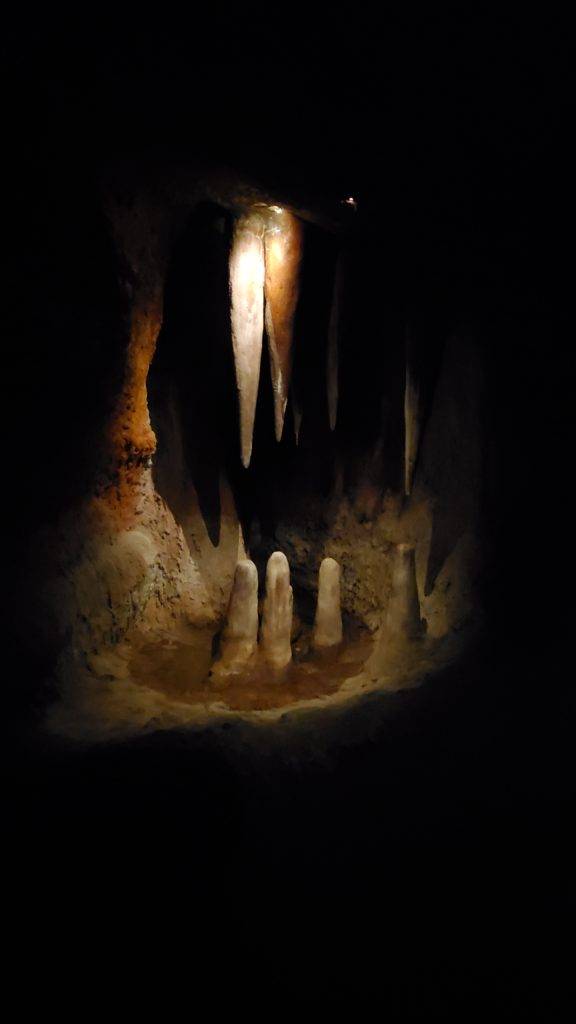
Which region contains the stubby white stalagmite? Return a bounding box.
[213,559,259,675]
[223,559,259,660]
[264,208,304,442]
[229,211,265,468]
[313,557,343,649]
[260,551,293,669]
[404,327,421,496]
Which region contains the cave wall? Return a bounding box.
[17,169,246,693]
[274,331,484,639]
[13,158,488,702]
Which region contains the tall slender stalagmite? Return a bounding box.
[385,543,423,641]
[215,559,259,673]
[313,557,343,649]
[229,210,265,468]
[365,543,423,679]
[404,325,421,496]
[264,208,304,442]
[292,388,303,446]
[260,551,293,669]
[327,249,345,432]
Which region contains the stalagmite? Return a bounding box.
[213,560,259,674]
[313,557,343,649]
[404,326,421,496]
[292,388,303,446]
[364,542,423,680]
[229,210,265,468]
[384,543,423,641]
[327,249,345,432]
[260,551,293,669]
[264,208,304,442]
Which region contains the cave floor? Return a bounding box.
[47,621,468,744]
[129,623,373,712]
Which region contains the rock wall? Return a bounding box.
[275,332,484,641]
[15,158,486,706]
[19,169,248,695]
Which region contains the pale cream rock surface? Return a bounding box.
[260,551,293,669]
[214,559,259,673]
[313,557,343,649]
[229,211,265,467]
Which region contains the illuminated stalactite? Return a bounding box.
[260,551,293,669]
[264,208,304,442]
[327,249,345,432]
[404,325,421,496]
[385,543,423,640]
[230,206,304,464]
[229,210,266,468]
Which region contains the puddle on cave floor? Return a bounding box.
[129,622,374,712]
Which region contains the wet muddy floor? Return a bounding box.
[129,623,374,712]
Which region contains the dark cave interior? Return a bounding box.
[2,15,574,1011]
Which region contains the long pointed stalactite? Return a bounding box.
[404,324,421,496]
[292,388,303,446]
[327,248,345,432]
[264,208,304,442]
[229,210,266,468]
[229,206,304,465]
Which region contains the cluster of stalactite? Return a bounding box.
[229,203,423,493]
[229,205,306,467]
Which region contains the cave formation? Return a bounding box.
[4,19,571,1010]
[7,155,488,742]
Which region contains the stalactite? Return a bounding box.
[292,388,303,446]
[365,543,423,680]
[313,557,343,649]
[264,208,304,442]
[327,249,345,432]
[229,210,265,468]
[260,551,293,669]
[404,325,421,496]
